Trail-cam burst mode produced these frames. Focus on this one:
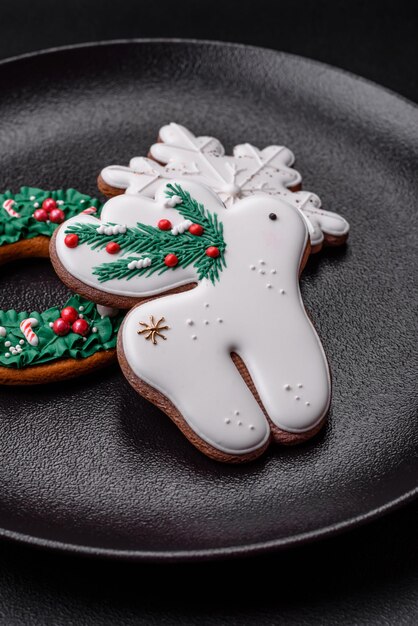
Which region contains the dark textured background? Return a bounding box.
[0,1,417,623]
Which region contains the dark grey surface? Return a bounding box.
[0,0,418,616]
[0,41,417,562]
[0,500,418,625]
[1,0,417,105]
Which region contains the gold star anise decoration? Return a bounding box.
[137,315,170,345]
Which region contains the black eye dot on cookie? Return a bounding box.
[269,212,277,220]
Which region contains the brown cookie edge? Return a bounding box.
[0,236,50,265]
[0,349,117,385]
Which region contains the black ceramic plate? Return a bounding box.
[0,40,417,561]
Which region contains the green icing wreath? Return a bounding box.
[0,295,124,369]
[0,187,102,246]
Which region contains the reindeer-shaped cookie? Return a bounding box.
[98,123,349,252]
[51,180,331,462]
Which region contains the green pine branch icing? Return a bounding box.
[0,187,102,246]
[0,295,124,369]
[65,184,227,285]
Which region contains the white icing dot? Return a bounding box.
[5,353,10,358]
[280,289,285,295]
[79,314,84,319]
[49,322,54,328]
[19,339,24,345]
[298,384,303,388]
[5,341,11,347]
[79,306,85,312]
[191,335,197,340]
[80,199,86,203]
[57,200,64,205]
[266,283,272,289]
[204,320,209,325]
[234,410,240,416]
[306,402,310,406]
[259,260,265,265]
[0,327,6,338]
[164,194,182,208]
[15,346,22,353]
[284,384,291,390]
[271,269,277,274]
[204,303,209,308]
[46,220,50,225]
[30,195,35,201]
[259,270,265,275]
[186,319,193,326]
[249,425,255,430]
[225,418,231,424]
[10,348,17,355]
[217,318,223,323]
[83,337,87,342]
[237,421,243,426]
[33,202,39,208]
[250,265,256,270]
[92,327,97,333]
[295,396,300,401]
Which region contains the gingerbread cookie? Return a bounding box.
[0,186,101,264]
[51,180,331,462]
[0,186,125,384]
[98,123,349,252]
[0,295,123,385]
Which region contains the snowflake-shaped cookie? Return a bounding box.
[99,123,349,250]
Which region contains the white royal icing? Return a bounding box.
[0,326,6,337]
[96,304,120,318]
[100,123,349,247]
[55,180,331,455]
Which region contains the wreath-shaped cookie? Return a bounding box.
[0,186,124,384]
[0,186,101,264]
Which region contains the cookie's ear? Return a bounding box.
[51,180,228,307]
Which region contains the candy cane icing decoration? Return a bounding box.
[2,199,21,218]
[20,317,39,346]
[82,206,98,215]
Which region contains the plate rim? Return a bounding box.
[0,38,417,562]
[1,487,417,562]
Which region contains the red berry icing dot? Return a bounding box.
[60,306,78,324]
[158,219,172,231]
[42,198,57,213]
[164,253,179,267]
[64,234,79,248]
[106,241,121,254]
[49,208,65,224]
[205,246,220,258]
[52,318,70,336]
[33,208,48,222]
[72,318,89,336]
[188,223,204,236]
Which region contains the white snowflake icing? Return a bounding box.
[100,123,349,247]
